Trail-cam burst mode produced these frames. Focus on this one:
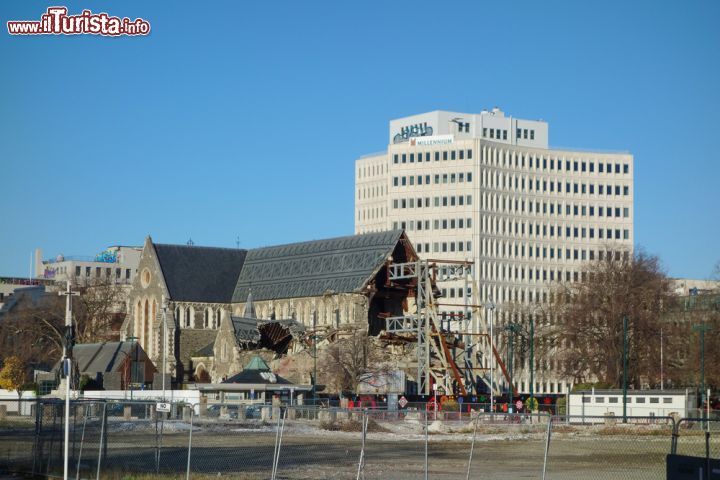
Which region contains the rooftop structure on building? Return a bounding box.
[34,245,142,286]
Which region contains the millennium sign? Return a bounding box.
[410,135,454,146]
[393,122,433,144]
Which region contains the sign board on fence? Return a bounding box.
[156,402,171,413]
[357,370,406,395]
[398,396,408,408]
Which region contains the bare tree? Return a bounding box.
[319,327,392,394]
[73,278,127,343]
[547,249,673,388]
[0,278,127,371]
[663,291,720,389]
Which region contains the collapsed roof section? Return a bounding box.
[230,315,305,355]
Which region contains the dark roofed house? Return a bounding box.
[121,231,417,384]
[63,341,156,391]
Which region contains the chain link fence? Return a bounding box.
[1,399,718,479]
[673,418,719,459]
[545,415,675,480]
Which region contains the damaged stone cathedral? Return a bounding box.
[120,230,418,387]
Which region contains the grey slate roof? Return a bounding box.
[71,342,138,374]
[154,244,247,303]
[232,230,404,302]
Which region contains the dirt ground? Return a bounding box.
[1,417,712,479]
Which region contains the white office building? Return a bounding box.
[34,245,142,286]
[355,108,634,395]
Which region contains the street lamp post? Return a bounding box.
[127,336,139,400]
[487,300,495,414]
[312,310,318,404]
[161,296,168,402]
[505,324,520,403]
[58,281,79,480]
[692,323,712,423]
[622,316,628,424]
[530,314,535,410]
[660,328,664,391]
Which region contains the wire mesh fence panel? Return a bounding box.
[674,418,720,459]
[359,409,431,480]
[271,406,362,480]
[0,399,38,475]
[546,415,675,480]
[469,412,551,480]
[33,400,108,479]
[188,404,285,478]
[99,400,191,478]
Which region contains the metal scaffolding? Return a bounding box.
[385,259,515,397]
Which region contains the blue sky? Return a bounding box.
[1,1,718,279]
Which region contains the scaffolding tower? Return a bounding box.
[384,259,515,397]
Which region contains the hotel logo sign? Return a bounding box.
[393,122,433,144]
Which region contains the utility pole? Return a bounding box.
[622,316,628,424]
[58,281,79,480]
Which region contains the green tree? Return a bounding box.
[0,356,28,414]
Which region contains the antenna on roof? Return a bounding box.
[236,236,240,249]
[187,238,194,246]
